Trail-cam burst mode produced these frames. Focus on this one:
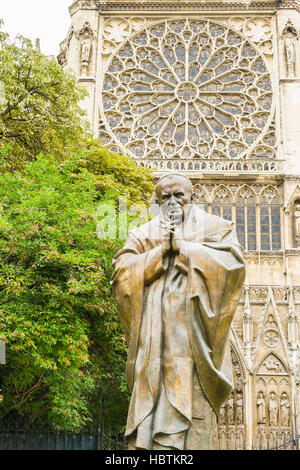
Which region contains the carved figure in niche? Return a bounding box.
[257,391,266,424]
[285,35,296,78]
[236,392,243,425]
[268,392,278,426]
[219,402,226,426]
[280,392,290,426]
[282,21,297,78]
[227,393,235,425]
[266,314,277,329]
[80,33,92,76]
[294,203,300,248]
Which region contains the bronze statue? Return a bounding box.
[112,174,245,450]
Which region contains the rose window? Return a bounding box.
[100,19,274,160]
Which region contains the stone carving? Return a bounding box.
[78,22,94,76]
[243,18,272,43]
[284,36,296,78]
[268,392,278,426]
[104,17,131,43]
[112,174,245,450]
[294,203,300,248]
[81,33,92,76]
[236,393,243,425]
[263,358,281,372]
[258,354,287,375]
[102,40,115,55]
[280,392,290,426]
[228,16,245,31]
[265,314,277,329]
[232,348,244,389]
[282,20,298,78]
[130,17,147,31]
[227,393,235,425]
[102,18,273,161]
[263,329,280,347]
[257,391,266,424]
[219,402,226,425]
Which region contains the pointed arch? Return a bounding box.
[259,186,282,251]
[236,185,257,203]
[192,184,209,212]
[285,184,300,210]
[255,351,289,376]
[259,185,282,204]
[211,185,234,221]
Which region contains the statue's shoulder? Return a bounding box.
[128,216,159,241]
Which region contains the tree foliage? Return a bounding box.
[0,155,146,431]
[0,20,89,169]
[0,21,154,432]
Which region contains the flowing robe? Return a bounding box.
[111,206,245,449]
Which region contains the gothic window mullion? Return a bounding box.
[244,204,248,251]
[260,204,270,251]
[232,204,237,236]
[256,203,261,252]
[247,198,257,251]
[271,203,281,250]
[236,197,246,250]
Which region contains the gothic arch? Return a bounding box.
[211,184,234,204]
[236,185,257,203]
[259,185,282,204]
[78,22,95,39]
[254,350,289,376]
[192,184,209,206]
[285,184,300,210]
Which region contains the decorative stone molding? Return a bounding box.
[137,159,284,173]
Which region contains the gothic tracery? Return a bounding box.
[100,19,275,162]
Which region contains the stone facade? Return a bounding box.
[59,0,300,449]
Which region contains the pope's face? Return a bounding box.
[156,178,192,223]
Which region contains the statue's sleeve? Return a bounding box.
[111,230,168,391]
[172,221,245,413]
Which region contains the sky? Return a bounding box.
[0,0,72,56]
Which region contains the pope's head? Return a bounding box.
[155,174,193,223]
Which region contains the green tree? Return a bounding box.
[0,20,89,169]
[0,154,151,431]
[0,21,154,433]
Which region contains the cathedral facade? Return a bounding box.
[58,0,300,449]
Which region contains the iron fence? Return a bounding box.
[0,429,127,450]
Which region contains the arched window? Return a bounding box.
[212,196,221,217]
[223,196,233,222]
[212,188,233,221]
[236,191,257,251]
[192,186,208,212]
[260,191,281,251]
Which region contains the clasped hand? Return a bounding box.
[160,219,181,256]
